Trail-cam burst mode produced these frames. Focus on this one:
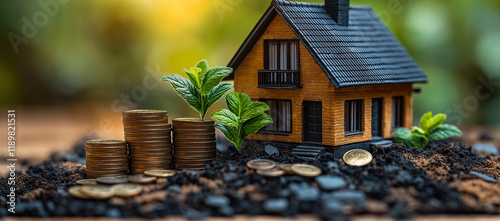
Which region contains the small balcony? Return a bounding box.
[257,70,301,89]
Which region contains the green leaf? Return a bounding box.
[196,59,209,84]
[411,126,425,135]
[393,127,413,147]
[428,114,446,134]
[226,92,251,118]
[429,124,462,140]
[161,74,201,112]
[211,109,239,127]
[241,102,269,122]
[204,82,233,110]
[183,67,203,90]
[201,66,233,95]
[215,123,237,145]
[393,127,412,140]
[419,111,433,134]
[411,128,429,149]
[241,113,273,138]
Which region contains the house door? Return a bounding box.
[303,101,322,143]
[371,98,383,138]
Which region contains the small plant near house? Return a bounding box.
[211,92,273,150]
[393,112,462,149]
[161,59,233,120]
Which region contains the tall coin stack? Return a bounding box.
[85,140,128,178]
[123,110,172,174]
[172,118,216,171]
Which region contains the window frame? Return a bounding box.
[392,96,405,129]
[264,39,300,71]
[260,99,293,135]
[344,99,364,136]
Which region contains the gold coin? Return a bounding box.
[111,184,142,197]
[246,159,277,170]
[68,186,89,199]
[80,185,114,199]
[127,174,157,184]
[96,176,129,185]
[76,179,98,185]
[144,169,176,177]
[256,167,285,177]
[279,164,294,174]
[291,164,322,177]
[343,149,373,166]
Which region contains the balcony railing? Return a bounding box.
[258,70,301,89]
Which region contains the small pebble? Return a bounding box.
[473,143,499,156]
[205,195,230,208]
[265,145,280,156]
[316,175,347,191]
[262,198,289,213]
[470,171,496,183]
[295,187,319,202]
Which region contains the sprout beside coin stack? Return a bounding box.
[85,140,129,179]
[123,110,173,174]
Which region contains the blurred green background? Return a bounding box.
[1,0,499,126]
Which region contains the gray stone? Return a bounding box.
[470,171,496,183]
[205,195,230,207]
[167,185,181,192]
[218,205,235,216]
[295,187,320,202]
[322,199,343,213]
[473,143,499,156]
[265,145,280,156]
[262,198,289,213]
[325,190,366,211]
[315,175,347,191]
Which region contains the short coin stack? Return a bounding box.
[85,140,128,178]
[172,118,216,171]
[123,110,173,174]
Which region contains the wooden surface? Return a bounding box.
[233,14,413,147]
[3,215,500,221]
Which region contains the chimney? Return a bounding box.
[325,0,350,27]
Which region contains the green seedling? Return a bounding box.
[161,59,233,120]
[211,92,273,150]
[393,112,462,149]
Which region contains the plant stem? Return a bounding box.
[200,95,205,121]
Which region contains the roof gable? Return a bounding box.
[227,0,428,88]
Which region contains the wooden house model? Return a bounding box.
[226,0,427,153]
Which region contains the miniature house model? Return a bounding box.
[226,0,427,147]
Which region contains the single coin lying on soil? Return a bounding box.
[343,149,373,166]
[246,159,277,170]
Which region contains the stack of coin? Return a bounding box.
[123,110,173,174]
[85,140,128,178]
[172,118,216,170]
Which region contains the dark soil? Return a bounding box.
[1,134,499,219]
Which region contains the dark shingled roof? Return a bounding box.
[227,0,427,88]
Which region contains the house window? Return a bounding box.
[258,40,301,88]
[345,100,363,135]
[261,99,292,134]
[392,96,404,129]
[265,40,299,71]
